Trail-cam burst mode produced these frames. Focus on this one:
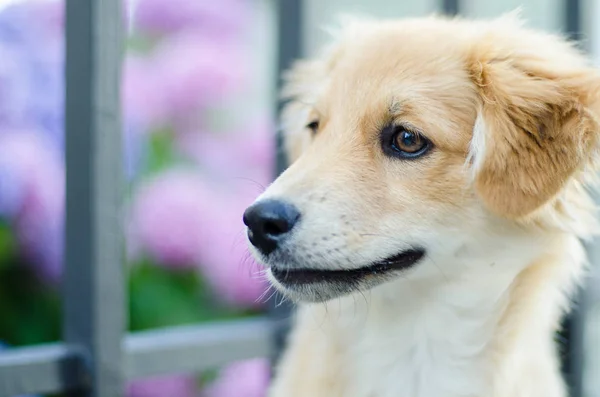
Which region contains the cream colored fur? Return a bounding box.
[247,13,600,397]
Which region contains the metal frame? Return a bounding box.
[268,0,303,366]
[0,0,304,395]
[561,2,585,397]
[565,0,582,42]
[442,0,460,15]
[0,320,271,396]
[63,0,126,394]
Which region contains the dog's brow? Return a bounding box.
[388,99,403,115]
[296,99,317,108]
[297,100,325,120]
[296,98,319,109]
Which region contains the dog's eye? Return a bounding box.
[306,120,319,135]
[384,126,432,159]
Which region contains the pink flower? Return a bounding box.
[196,186,268,309]
[123,29,247,132]
[149,30,247,124]
[127,167,269,307]
[172,120,275,308]
[0,131,64,283]
[128,168,211,269]
[127,374,197,397]
[177,117,275,188]
[202,359,270,397]
[133,0,248,37]
[123,55,170,130]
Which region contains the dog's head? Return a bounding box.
[244,14,600,302]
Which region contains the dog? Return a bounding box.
[243,12,600,397]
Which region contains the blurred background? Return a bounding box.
[0,0,597,396]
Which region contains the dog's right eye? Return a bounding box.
[306,120,319,136]
[381,124,432,160]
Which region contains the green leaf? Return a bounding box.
[0,264,60,346]
[147,130,176,174]
[129,263,206,331]
[0,222,17,267]
[126,35,158,54]
[198,367,220,387]
[127,261,262,332]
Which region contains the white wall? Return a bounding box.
[462,0,564,32]
[302,0,439,56]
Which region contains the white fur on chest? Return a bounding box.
[314,282,502,397]
[298,233,568,397]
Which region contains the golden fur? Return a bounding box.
[247,13,600,397]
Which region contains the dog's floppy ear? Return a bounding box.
[468,47,600,219]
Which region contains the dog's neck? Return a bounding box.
[279,233,585,397]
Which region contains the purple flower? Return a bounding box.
[202,359,270,397]
[0,0,64,46]
[128,169,211,268]
[0,0,65,150]
[0,0,145,163]
[0,40,32,127]
[133,0,249,37]
[0,0,146,285]
[0,131,64,283]
[127,374,197,397]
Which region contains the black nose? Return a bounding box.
[243,199,301,255]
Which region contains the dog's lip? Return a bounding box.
[270,248,426,286]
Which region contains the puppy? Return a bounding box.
[243,13,600,397]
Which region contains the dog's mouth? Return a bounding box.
[270,248,425,297]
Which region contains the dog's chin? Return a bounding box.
[265,248,426,303]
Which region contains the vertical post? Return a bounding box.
[562,1,584,396]
[269,0,303,364]
[442,0,460,15]
[64,0,125,396]
[275,0,303,175]
[565,0,581,42]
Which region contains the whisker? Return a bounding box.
[256,285,274,304]
[230,176,268,193]
[275,293,289,308]
[264,288,279,304]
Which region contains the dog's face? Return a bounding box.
[244,16,600,302]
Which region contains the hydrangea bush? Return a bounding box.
[0,0,274,395]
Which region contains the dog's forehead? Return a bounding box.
[339,23,466,69]
[315,27,477,152]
